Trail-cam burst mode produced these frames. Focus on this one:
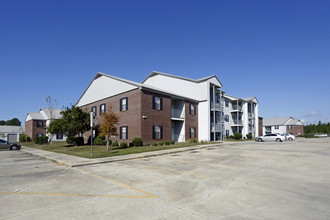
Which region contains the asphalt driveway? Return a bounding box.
[1,138,330,219]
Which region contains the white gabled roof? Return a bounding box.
[263,117,293,126]
[25,108,63,122]
[76,72,199,107]
[285,119,304,126]
[143,71,223,88]
[40,108,63,120]
[0,125,25,133]
[26,112,45,121]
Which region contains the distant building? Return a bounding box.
[0,126,24,142]
[263,117,304,136]
[25,108,67,141]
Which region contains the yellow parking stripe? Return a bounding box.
[123,162,209,179]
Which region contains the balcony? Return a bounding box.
[231,105,243,112]
[211,102,223,111]
[248,113,255,118]
[211,123,222,132]
[171,107,185,120]
[231,119,243,126]
[172,133,185,142]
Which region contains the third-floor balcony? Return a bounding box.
[231,119,243,126]
[211,102,223,111]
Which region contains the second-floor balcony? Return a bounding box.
[231,119,243,126]
[171,107,185,119]
[211,102,223,110]
[248,112,255,118]
[231,105,243,112]
[211,123,222,132]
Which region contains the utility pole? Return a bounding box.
[90,112,93,158]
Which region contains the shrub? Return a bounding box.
[19,133,30,142]
[94,135,106,145]
[66,137,74,145]
[188,138,198,143]
[234,133,242,140]
[132,137,143,147]
[34,136,48,145]
[112,141,119,146]
[228,135,235,139]
[164,140,171,145]
[152,143,158,146]
[246,134,253,140]
[170,140,175,145]
[158,142,164,146]
[120,142,128,148]
[129,142,134,147]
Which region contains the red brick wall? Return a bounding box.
[140,90,172,143]
[287,125,304,136]
[258,117,263,136]
[81,89,142,144]
[25,120,47,141]
[185,101,198,141]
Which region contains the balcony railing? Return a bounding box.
[248,113,255,118]
[231,105,243,111]
[231,120,243,126]
[211,102,223,110]
[171,107,185,119]
[211,123,222,132]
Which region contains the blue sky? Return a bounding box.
[1,0,329,125]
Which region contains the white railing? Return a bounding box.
[232,120,243,126]
[211,102,223,110]
[231,105,243,111]
[211,123,222,131]
[248,113,255,118]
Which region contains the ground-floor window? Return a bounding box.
[37,134,43,137]
[120,126,128,139]
[56,134,63,140]
[153,125,163,139]
[189,127,196,138]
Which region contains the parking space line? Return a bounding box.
[0,168,157,199]
[74,167,157,198]
[0,168,66,177]
[122,162,209,179]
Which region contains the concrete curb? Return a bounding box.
[20,143,223,168]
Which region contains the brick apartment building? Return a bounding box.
[76,71,259,143]
[76,73,199,144]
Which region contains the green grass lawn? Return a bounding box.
[21,141,217,159]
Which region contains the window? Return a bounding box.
[190,127,196,138]
[225,100,229,107]
[275,126,279,129]
[225,115,229,122]
[189,104,195,115]
[37,121,43,128]
[100,104,106,115]
[91,106,97,118]
[120,126,128,139]
[226,130,229,137]
[153,125,163,139]
[153,96,162,110]
[120,98,128,111]
[37,134,43,137]
[56,134,63,140]
[288,125,292,129]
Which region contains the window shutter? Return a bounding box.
[120,99,122,111]
[160,98,163,110]
[160,126,163,139]
[120,127,122,139]
[152,96,155,110]
[189,127,192,138]
[126,98,128,110]
[152,126,155,139]
[126,126,128,139]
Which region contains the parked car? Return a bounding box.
[285,133,296,141]
[255,134,285,142]
[0,139,21,150]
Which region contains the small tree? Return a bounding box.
[99,107,120,151]
[48,105,90,146]
[46,96,58,145]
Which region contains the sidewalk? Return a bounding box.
[20,143,223,167]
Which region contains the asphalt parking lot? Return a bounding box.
[1,138,330,219]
